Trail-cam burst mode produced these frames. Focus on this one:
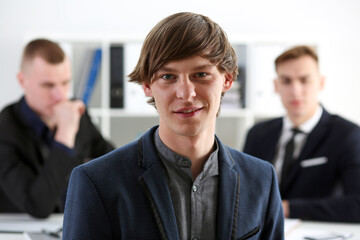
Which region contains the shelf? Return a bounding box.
[52,36,320,149]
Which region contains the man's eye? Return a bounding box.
[42,84,54,88]
[281,78,291,84]
[196,72,207,77]
[161,74,174,80]
[300,77,309,84]
[62,81,70,86]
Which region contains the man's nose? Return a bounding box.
[176,76,196,100]
[52,86,67,101]
[290,81,303,96]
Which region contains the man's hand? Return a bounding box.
[282,200,290,218]
[53,100,85,148]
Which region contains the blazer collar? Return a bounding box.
[298,108,331,160]
[261,118,283,163]
[217,138,240,239]
[137,126,179,240]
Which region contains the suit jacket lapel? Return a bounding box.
[282,109,331,194]
[217,140,240,240]
[139,164,179,240]
[137,129,179,240]
[267,120,283,164]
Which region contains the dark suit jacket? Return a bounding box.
[63,126,284,239]
[243,108,360,222]
[0,98,114,218]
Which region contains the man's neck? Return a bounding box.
[289,104,320,127]
[22,97,56,131]
[38,115,56,131]
[158,126,216,178]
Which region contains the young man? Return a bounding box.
[63,12,284,239]
[244,45,360,222]
[0,39,114,218]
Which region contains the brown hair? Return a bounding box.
[275,45,318,71]
[21,38,65,70]
[128,12,238,107]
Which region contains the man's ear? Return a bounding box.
[222,73,233,92]
[273,78,279,93]
[319,75,325,91]
[17,71,26,89]
[142,83,153,97]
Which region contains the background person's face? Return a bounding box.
[274,55,324,125]
[18,57,72,119]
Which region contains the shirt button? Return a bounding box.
[181,160,190,167]
[192,185,198,192]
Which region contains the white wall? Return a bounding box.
[1,0,360,124]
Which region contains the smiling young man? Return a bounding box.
[63,12,284,239]
[0,39,114,218]
[243,46,360,222]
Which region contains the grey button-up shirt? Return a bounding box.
[154,129,219,240]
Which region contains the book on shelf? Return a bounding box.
[221,44,247,109]
[82,48,102,106]
[110,45,124,108]
[74,47,102,106]
[123,43,155,112]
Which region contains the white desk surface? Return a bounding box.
[0,214,63,240]
[0,214,359,239]
[286,218,360,239]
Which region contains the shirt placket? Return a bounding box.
[191,173,203,240]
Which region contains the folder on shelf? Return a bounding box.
[110,45,124,108]
[82,48,102,106]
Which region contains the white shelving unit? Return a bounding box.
[50,35,321,149]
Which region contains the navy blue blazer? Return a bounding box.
[63,126,284,239]
[243,108,360,222]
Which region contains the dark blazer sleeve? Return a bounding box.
[262,165,284,238]
[243,119,282,162]
[0,105,114,218]
[76,110,115,157]
[63,165,113,239]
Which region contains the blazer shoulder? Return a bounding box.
[0,102,19,126]
[247,117,282,135]
[78,139,139,176]
[227,146,275,176]
[0,101,27,141]
[328,114,360,131]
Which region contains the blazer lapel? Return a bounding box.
[267,120,283,164]
[139,165,179,240]
[217,141,240,240]
[137,130,179,240]
[282,109,331,193]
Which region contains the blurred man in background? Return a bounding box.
[244,45,360,222]
[0,39,114,218]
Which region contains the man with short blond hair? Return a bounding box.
[0,39,114,218]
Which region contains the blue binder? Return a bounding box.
[82,48,102,105]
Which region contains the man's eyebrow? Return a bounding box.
[158,64,214,72]
[278,74,291,79]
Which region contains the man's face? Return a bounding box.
[274,55,324,124]
[143,55,233,138]
[18,57,72,119]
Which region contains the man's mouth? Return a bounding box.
[174,107,203,115]
[178,108,199,113]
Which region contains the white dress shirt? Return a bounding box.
[274,105,323,184]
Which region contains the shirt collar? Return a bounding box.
[283,105,323,134]
[20,96,51,139]
[153,128,219,178]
